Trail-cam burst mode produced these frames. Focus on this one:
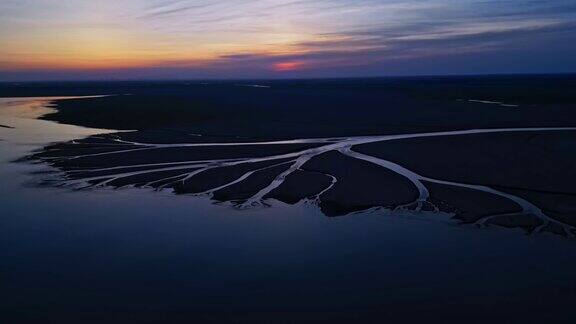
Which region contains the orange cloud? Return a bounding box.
[273,61,305,72]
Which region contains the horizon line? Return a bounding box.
[1,72,575,84]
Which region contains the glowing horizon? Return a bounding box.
[1,1,575,80]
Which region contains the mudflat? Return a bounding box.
[6,75,576,236]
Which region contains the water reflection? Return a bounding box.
[0,97,116,158]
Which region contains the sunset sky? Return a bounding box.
[1,0,575,80]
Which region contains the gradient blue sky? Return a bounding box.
[1,0,575,80]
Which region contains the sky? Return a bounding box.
[1,0,575,80]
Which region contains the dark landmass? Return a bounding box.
[10,75,576,236]
[300,151,418,216]
[355,131,576,228]
[2,75,575,137]
[264,169,333,204]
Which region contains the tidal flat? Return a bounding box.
[2,75,576,323]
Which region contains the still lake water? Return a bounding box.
[2,98,576,323]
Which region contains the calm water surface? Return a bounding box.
[2,98,576,323]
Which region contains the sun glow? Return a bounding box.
[273,61,305,72]
[1,0,574,79]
